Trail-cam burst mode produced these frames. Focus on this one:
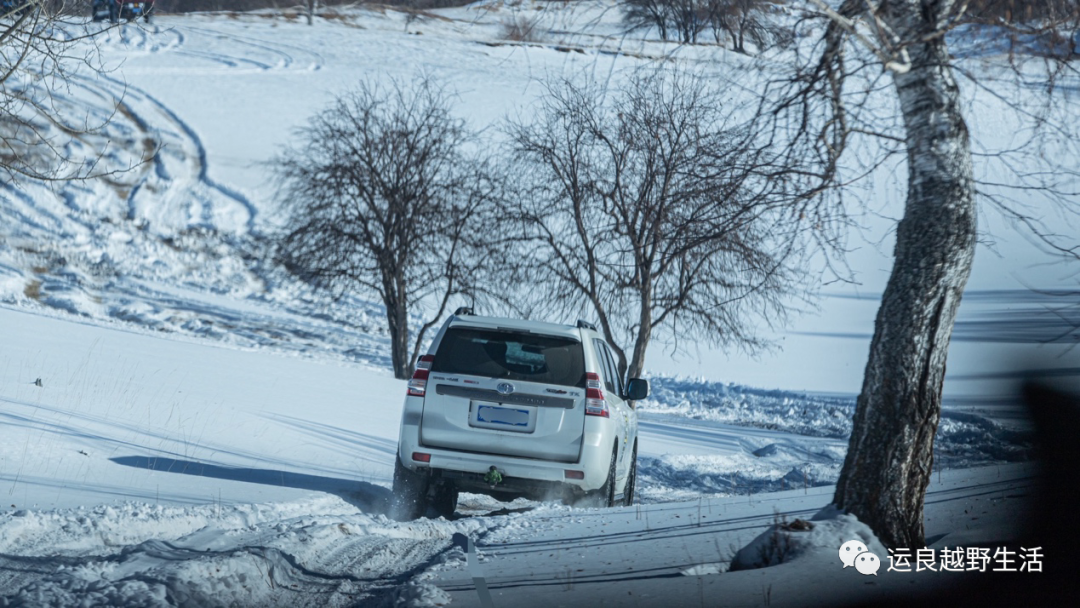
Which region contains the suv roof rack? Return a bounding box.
[576,319,597,331]
[454,306,475,316]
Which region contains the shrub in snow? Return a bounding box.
[501,14,544,42]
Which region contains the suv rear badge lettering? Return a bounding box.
[496,382,515,396]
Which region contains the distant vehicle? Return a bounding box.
[92,0,154,24]
[2,0,31,18]
[391,309,648,520]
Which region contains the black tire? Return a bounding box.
[584,443,618,508]
[623,441,637,506]
[390,456,429,521]
[430,481,458,519]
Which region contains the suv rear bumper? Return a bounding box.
[397,397,616,496]
[437,468,582,502]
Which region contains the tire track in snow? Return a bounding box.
[174,48,278,71]
[0,182,68,236]
[97,22,185,55]
[0,501,492,607]
[0,64,265,321]
[182,24,325,71]
[65,75,181,227]
[0,77,142,239]
[96,83,163,222]
[85,71,258,235]
[98,21,317,74]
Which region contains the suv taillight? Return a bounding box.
[407,355,435,397]
[585,372,609,417]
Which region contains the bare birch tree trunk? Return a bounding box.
[833,4,978,549]
[387,296,411,380]
[627,298,652,382]
[383,270,411,380]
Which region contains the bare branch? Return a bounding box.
[501,71,807,379]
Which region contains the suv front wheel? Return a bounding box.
[624,442,637,506]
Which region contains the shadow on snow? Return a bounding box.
[109,455,390,515]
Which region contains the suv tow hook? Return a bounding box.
[484,466,503,488]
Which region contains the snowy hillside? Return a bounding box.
[2,3,1075,393]
[0,2,1075,605]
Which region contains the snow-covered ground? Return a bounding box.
[0,307,1042,606]
[2,3,1076,394]
[0,2,1076,605]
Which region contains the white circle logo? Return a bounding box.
[855,552,880,576]
[838,540,868,568]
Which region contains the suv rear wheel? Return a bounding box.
[601,443,619,507]
[431,482,458,519]
[390,456,429,521]
[577,443,619,508]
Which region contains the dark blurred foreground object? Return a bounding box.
[852,382,1080,606]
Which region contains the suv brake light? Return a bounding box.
[585,372,608,417]
[407,355,435,397]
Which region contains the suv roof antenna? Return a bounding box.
[454,307,475,316]
[576,319,597,331]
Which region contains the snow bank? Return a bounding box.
[729,507,887,572]
[642,375,1032,470]
[0,496,487,607]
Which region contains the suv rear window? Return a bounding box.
[432,327,585,388]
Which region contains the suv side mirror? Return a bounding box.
[626,378,649,401]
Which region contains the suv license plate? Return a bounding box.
[476,404,530,428]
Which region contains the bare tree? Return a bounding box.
[708,0,791,53]
[967,0,1079,25]
[622,0,786,50]
[764,1,1080,548]
[670,0,709,43]
[502,71,805,382]
[623,0,673,41]
[622,0,716,44]
[965,0,1080,57]
[272,77,498,380]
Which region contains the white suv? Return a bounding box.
[391,309,648,520]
